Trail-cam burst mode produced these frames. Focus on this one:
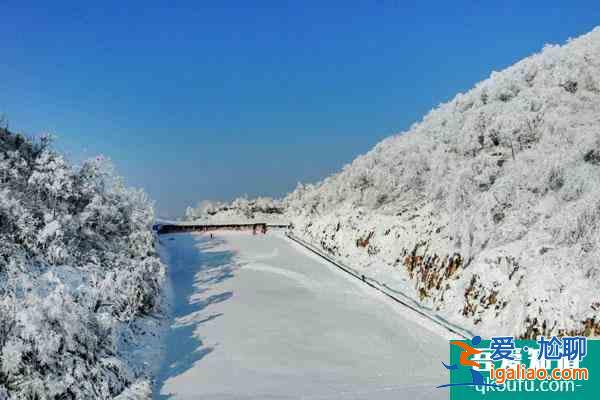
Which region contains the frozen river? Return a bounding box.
[154,232,449,399]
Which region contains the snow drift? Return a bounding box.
[0,127,164,399]
[187,28,600,338]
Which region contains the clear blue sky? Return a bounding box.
[2,1,599,217]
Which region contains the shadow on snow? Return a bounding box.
[154,234,237,399]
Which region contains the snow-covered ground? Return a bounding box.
[154,232,450,399]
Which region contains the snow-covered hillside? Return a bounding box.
[0,128,165,399]
[189,28,600,338]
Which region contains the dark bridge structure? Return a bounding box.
[155,222,290,235]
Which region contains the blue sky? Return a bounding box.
[2,1,600,217]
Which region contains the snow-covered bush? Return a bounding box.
[0,127,164,399]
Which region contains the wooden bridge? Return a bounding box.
[154,222,290,235]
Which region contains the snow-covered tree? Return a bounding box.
[0,127,164,398]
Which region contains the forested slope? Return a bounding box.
[285,27,600,338]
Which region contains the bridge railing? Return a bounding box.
[155,223,271,235]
